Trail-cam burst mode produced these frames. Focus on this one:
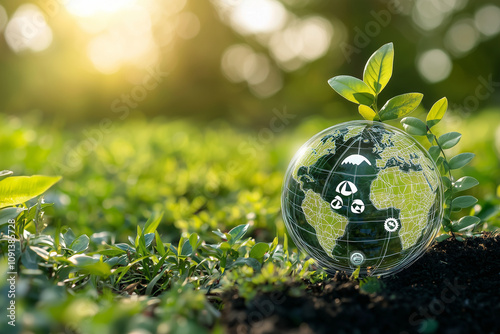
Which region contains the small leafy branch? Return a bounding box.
[327,43,480,239]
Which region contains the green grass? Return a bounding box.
[0,112,499,333]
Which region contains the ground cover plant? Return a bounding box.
[1,44,499,334]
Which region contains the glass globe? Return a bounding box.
[282,120,444,276]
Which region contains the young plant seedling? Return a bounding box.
[328,43,480,240]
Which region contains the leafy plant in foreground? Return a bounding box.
[0,170,322,332]
[328,42,480,240]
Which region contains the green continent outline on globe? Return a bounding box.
[293,125,365,256]
[370,133,438,250]
[301,189,349,254]
[291,124,438,257]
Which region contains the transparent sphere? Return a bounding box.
[282,121,444,276]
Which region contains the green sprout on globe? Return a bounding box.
[281,43,480,277]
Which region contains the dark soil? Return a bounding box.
[221,233,500,334]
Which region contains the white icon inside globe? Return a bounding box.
[350,199,365,214]
[330,195,343,210]
[336,180,358,196]
[281,121,443,276]
[350,252,365,266]
[384,218,399,232]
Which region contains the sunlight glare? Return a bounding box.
[230,0,287,34]
[65,0,137,17]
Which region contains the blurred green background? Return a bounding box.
[1,0,499,239]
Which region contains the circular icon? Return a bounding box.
[350,199,365,214]
[335,180,358,196]
[330,195,343,210]
[384,218,399,232]
[350,251,365,266]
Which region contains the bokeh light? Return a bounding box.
[417,49,452,83]
[445,18,479,56]
[411,0,468,31]
[4,4,53,53]
[230,0,287,34]
[221,44,282,97]
[65,0,137,17]
[474,4,500,37]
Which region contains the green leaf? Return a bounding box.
[144,233,155,248]
[228,224,249,244]
[70,234,90,253]
[68,254,111,277]
[219,241,231,252]
[249,242,269,260]
[328,75,375,106]
[363,42,394,94]
[358,105,378,121]
[68,254,99,266]
[437,132,461,149]
[189,233,199,251]
[426,97,448,128]
[401,117,427,136]
[435,234,451,242]
[146,266,169,295]
[180,239,193,257]
[453,176,479,192]
[436,156,445,174]
[0,207,25,226]
[451,196,478,210]
[30,246,49,261]
[441,176,452,190]
[226,257,261,272]
[0,175,61,209]
[428,146,440,162]
[212,229,226,240]
[63,228,76,247]
[426,133,435,144]
[155,231,166,257]
[115,243,136,253]
[350,266,360,280]
[379,93,423,121]
[448,153,475,170]
[451,216,480,232]
[144,211,163,234]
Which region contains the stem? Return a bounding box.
[428,128,455,237]
[372,96,382,121]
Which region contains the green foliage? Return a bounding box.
[328,42,423,122]
[0,179,321,331]
[0,41,497,332]
[359,276,384,294]
[379,93,423,121]
[426,97,448,128]
[328,42,484,240]
[401,117,427,136]
[363,42,393,94]
[0,174,61,208]
[327,75,375,106]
